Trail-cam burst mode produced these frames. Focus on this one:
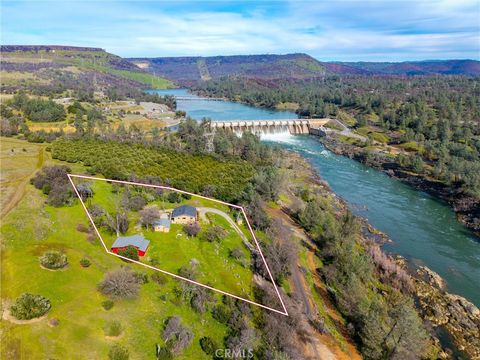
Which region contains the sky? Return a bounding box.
[1,0,479,61]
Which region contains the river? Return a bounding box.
[153,88,480,307]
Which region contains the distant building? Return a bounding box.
[153,218,171,232]
[171,205,197,224]
[111,234,150,257]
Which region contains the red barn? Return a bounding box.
[111,234,150,257]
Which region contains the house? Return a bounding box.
[171,204,197,224]
[111,234,150,257]
[153,218,171,232]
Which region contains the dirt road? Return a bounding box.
[1,140,46,219]
[266,206,363,360]
[197,207,256,252]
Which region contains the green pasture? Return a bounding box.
[1,183,228,359]
[82,179,254,299]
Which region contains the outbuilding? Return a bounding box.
[153,218,171,232]
[111,234,150,257]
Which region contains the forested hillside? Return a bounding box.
[131,53,479,85]
[324,59,480,76]
[128,53,326,84]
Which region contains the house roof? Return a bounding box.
[172,204,196,218]
[111,234,150,252]
[153,218,171,227]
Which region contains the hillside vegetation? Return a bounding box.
[0,45,172,94]
[129,53,326,84]
[131,53,479,85]
[324,59,480,76]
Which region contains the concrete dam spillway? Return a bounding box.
[208,118,330,135]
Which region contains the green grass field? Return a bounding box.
[80,179,254,299]
[109,69,172,89]
[1,176,231,359]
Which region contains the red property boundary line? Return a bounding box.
[67,174,288,316]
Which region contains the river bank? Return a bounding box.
[188,86,480,237]
[152,88,480,310]
[320,134,480,238]
[281,150,479,359]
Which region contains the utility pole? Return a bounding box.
[203,119,216,153]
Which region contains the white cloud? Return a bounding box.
[1,0,479,60]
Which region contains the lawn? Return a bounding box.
[80,179,255,299]
[1,178,229,359]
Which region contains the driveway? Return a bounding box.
[197,207,256,252]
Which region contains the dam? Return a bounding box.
[207,118,330,135]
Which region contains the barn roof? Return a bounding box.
[111,234,150,252]
[172,204,196,218]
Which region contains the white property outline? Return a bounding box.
[67,174,289,316]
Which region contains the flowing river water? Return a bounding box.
[153,89,480,307]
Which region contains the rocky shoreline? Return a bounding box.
[360,214,480,359]
[290,150,480,359]
[319,136,480,238]
[411,265,479,359]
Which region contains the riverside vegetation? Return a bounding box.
[192,75,480,234]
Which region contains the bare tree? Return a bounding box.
[139,205,159,230]
[162,317,193,355]
[191,287,212,313]
[98,267,139,299]
[105,210,129,236]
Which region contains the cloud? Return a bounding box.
[1,0,479,61]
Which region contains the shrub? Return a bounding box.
[167,192,181,203]
[104,320,122,337]
[203,225,227,242]
[86,233,96,243]
[108,344,129,360]
[31,165,73,207]
[133,271,149,284]
[149,256,160,266]
[102,300,114,310]
[76,223,89,233]
[98,268,139,299]
[230,246,244,260]
[183,222,201,237]
[199,336,217,355]
[156,346,173,360]
[40,250,68,269]
[80,258,91,268]
[117,245,139,261]
[151,272,168,285]
[10,293,51,320]
[212,305,230,324]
